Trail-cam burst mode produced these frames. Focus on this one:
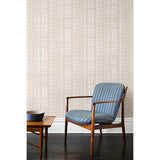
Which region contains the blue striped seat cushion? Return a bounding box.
[66,110,114,125]
[91,83,125,120]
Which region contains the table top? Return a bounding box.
[27,116,56,127]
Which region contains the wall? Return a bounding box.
[27,0,133,118]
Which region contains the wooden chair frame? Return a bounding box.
[64,87,128,156]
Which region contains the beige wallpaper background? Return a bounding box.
[27,0,133,118]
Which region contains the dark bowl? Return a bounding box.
[27,110,45,122]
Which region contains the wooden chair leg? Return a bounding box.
[64,118,68,144]
[122,125,126,145]
[90,104,95,156]
[90,127,94,156]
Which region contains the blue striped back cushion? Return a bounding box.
[91,83,125,120]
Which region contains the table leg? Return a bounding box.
[45,127,48,150]
[39,127,43,158]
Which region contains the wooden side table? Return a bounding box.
[27,116,55,158]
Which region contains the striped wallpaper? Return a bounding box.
[27,0,133,118]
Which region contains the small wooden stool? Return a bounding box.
[27,116,55,158]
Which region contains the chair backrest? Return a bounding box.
[91,83,125,120]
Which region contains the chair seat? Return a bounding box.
[66,110,115,125]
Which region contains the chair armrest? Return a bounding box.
[65,96,92,113]
[93,100,123,105]
[66,96,92,99]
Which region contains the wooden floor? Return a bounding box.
[27,133,133,160]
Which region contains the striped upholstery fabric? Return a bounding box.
[66,83,125,125]
[91,83,125,120]
[66,110,114,125]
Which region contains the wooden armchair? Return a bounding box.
[64,83,128,156]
